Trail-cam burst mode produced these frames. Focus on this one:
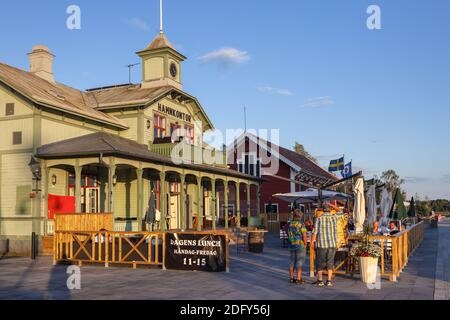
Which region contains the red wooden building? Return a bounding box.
[228,133,337,226]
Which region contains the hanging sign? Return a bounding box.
[165,233,227,272]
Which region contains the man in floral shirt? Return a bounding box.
[287,210,308,284]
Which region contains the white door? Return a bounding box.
[169,194,180,230]
[85,188,98,213]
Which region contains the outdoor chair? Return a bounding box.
[384,239,393,261]
[235,228,248,254]
[280,224,288,248]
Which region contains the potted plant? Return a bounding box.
[350,224,383,284]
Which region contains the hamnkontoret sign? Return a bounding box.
[157,103,192,123]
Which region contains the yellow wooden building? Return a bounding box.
[0,33,261,255]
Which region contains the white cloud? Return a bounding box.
[257,86,294,97]
[301,96,335,108]
[198,48,250,66]
[122,17,150,31]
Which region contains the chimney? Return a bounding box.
[28,45,55,83]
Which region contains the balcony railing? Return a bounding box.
[149,141,228,168]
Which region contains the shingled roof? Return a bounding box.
[88,84,172,109]
[0,62,128,129]
[36,132,260,181]
[136,32,187,60]
[277,144,338,181]
[144,33,176,51]
[231,132,337,181]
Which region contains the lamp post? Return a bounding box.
[28,156,41,192]
[28,156,41,259]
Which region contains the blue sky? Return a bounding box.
[1,0,449,200]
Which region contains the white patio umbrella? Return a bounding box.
[353,177,366,233]
[273,188,351,204]
[366,185,377,224]
[379,187,393,227]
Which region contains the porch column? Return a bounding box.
[236,182,241,228]
[257,183,261,219]
[136,168,144,231]
[211,179,217,230]
[108,163,116,214]
[197,178,203,231]
[160,171,167,232]
[180,174,186,231]
[246,183,251,217]
[224,181,229,230]
[74,162,82,213]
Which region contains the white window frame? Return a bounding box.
[265,203,279,222]
[237,152,261,178]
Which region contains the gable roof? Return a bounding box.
[0,61,213,131]
[90,84,214,131]
[230,132,337,181]
[0,62,128,129]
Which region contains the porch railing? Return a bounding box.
[114,220,140,232]
[309,221,425,282]
[149,142,227,168]
[54,231,165,269]
[45,219,55,236]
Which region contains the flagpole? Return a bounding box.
[160,0,164,34]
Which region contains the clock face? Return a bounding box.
[170,63,178,78]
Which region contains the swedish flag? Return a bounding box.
[328,157,345,172]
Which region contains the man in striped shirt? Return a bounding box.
[311,209,339,287]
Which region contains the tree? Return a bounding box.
[293,142,318,164]
[380,170,405,193]
[370,174,384,202]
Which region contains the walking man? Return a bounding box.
[310,208,338,287]
[287,209,308,284]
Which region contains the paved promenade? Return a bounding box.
[0,220,447,300]
[435,218,450,300]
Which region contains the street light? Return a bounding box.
[28,156,41,192]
